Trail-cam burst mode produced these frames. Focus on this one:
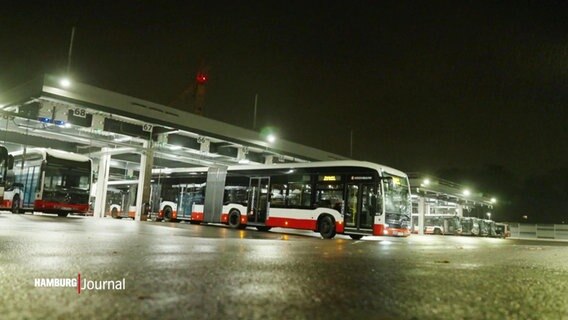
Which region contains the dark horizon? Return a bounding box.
[1,1,567,223]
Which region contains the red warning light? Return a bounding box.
[196,72,208,85]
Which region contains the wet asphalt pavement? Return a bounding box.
[1,212,568,320]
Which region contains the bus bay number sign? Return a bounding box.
[73,108,87,118]
[142,124,153,132]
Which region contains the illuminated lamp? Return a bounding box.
[60,78,71,88]
[196,73,208,85]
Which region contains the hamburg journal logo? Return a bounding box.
[34,273,126,294]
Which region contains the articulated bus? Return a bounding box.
[3,148,92,217]
[153,161,411,239]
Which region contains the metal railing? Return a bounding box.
[509,223,568,240]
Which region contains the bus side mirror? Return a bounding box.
[7,155,14,170]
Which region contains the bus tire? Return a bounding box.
[318,215,336,239]
[111,207,119,219]
[189,220,201,225]
[256,226,271,232]
[349,234,363,240]
[11,195,21,214]
[163,206,173,222]
[57,212,68,217]
[228,210,244,229]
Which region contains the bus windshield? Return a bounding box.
[44,164,91,191]
[383,174,411,217]
[40,154,91,192]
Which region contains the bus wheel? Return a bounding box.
[57,213,68,217]
[111,208,119,219]
[349,234,363,240]
[256,226,271,232]
[228,210,244,229]
[318,215,336,239]
[189,220,201,225]
[163,206,173,222]
[11,196,21,214]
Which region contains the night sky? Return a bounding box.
[2,1,567,222]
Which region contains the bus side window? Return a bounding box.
[301,184,312,207]
[287,188,301,206]
[194,189,205,205]
[316,184,344,210]
[284,182,312,208]
[318,198,332,208]
[223,189,230,204]
[270,184,286,206]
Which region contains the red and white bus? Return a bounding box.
[153,160,411,239]
[0,145,15,211]
[4,148,92,217]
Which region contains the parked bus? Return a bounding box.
[106,183,138,219]
[460,217,481,236]
[153,160,412,239]
[86,182,140,219]
[6,148,91,217]
[0,145,15,211]
[103,185,135,219]
[443,216,462,235]
[495,223,510,238]
[479,219,497,237]
[423,216,462,235]
[423,216,445,235]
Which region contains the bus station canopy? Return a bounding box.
[0,74,347,176]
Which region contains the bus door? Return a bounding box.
[247,177,269,223]
[178,185,190,219]
[346,183,375,230]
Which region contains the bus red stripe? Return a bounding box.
[191,212,204,221]
[34,200,89,213]
[266,217,317,230]
[0,200,11,208]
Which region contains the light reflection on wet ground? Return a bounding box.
[1,213,568,319]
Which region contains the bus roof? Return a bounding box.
[153,160,408,178]
[11,148,91,163]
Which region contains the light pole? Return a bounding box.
[253,93,258,130]
[349,128,353,158]
[66,26,76,75]
[60,26,76,88]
